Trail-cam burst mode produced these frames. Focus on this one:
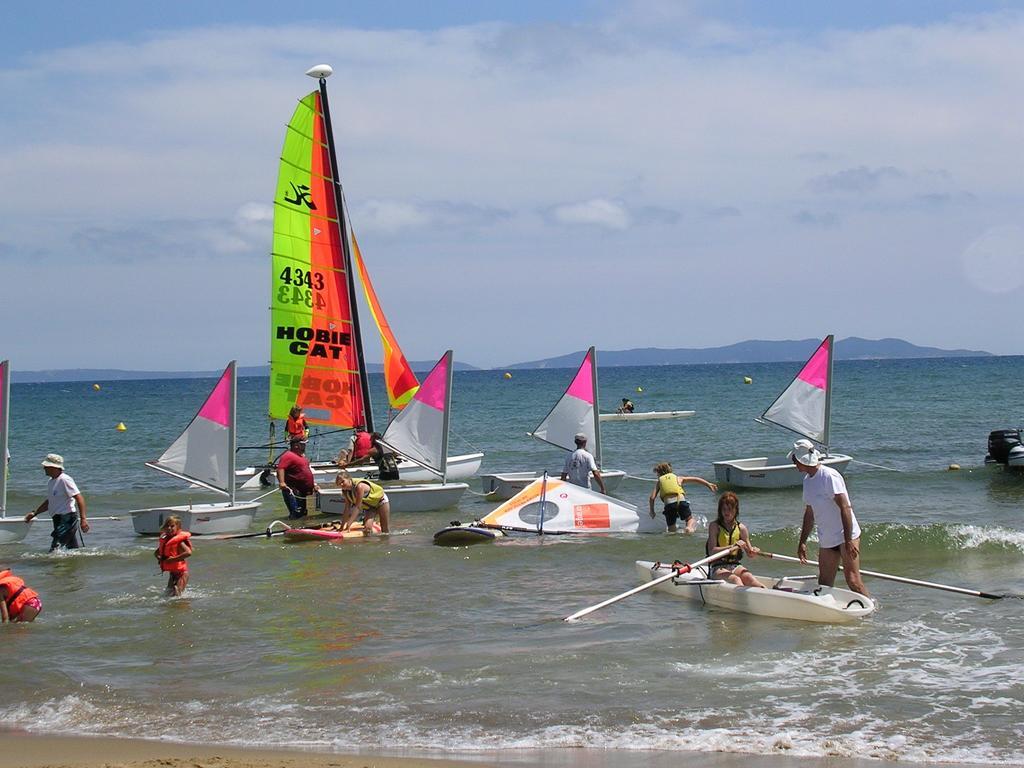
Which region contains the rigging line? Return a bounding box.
[850,458,904,472]
[446,428,485,454]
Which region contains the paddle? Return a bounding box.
[760,551,1024,600]
[563,548,735,622]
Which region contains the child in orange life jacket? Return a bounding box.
[285,406,309,443]
[155,515,192,596]
[1,567,42,622]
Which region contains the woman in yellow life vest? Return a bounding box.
[706,492,765,588]
[648,462,718,533]
[335,472,391,534]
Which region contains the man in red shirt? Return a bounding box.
[276,439,318,519]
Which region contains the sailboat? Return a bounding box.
[712,335,852,488]
[0,360,34,545]
[320,350,467,514]
[130,361,260,535]
[256,64,473,511]
[479,347,626,501]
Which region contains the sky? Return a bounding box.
[2,0,1023,370]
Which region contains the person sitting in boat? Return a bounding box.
[335,471,391,534]
[616,398,635,414]
[648,461,717,534]
[336,427,380,467]
[285,406,309,443]
[706,492,766,588]
[1,566,42,622]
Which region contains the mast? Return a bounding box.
[228,360,237,505]
[440,350,453,483]
[0,360,8,518]
[307,64,375,433]
[590,346,602,468]
[823,334,834,454]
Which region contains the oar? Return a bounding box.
[564,548,735,622]
[760,551,1023,600]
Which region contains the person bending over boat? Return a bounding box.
[705,492,766,587]
[562,434,606,494]
[1,567,42,622]
[277,439,319,519]
[790,439,869,596]
[648,462,717,533]
[335,472,391,534]
[25,453,90,551]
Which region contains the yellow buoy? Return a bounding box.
[115,422,127,432]
[636,386,643,393]
[743,376,752,384]
[948,463,961,471]
[504,372,512,379]
[92,383,101,391]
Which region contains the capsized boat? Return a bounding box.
[131,362,260,535]
[635,560,876,623]
[600,410,695,422]
[0,360,33,545]
[712,335,851,488]
[480,347,625,501]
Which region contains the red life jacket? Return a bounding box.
[0,569,39,618]
[351,430,373,459]
[157,531,192,573]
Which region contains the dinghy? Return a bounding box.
[479,347,625,501]
[267,518,380,542]
[600,410,695,422]
[131,362,260,535]
[0,360,33,545]
[712,335,851,488]
[635,560,876,623]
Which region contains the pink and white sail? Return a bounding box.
[531,347,602,461]
[148,361,237,496]
[760,335,834,447]
[380,351,452,479]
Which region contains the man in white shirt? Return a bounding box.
[561,433,606,494]
[790,439,868,596]
[25,453,90,550]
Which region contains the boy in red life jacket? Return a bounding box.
[155,515,193,596]
[0,567,42,622]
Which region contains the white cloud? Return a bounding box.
[549,199,631,229]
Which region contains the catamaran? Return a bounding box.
[0,360,34,545]
[130,361,261,535]
[712,335,851,488]
[255,65,472,512]
[479,347,626,501]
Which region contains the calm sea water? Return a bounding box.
[2,357,1023,765]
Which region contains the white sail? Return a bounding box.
[531,347,601,462]
[380,351,452,479]
[148,362,236,496]
[479,477,659,534]
[760,335,834,447]
[0,360,8,517]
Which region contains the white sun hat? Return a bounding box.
[788,439,820,467]
[41,453,65,469]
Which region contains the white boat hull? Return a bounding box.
[319,483,468,514]
[479,469,626,501]
[712,453,852,489]
[0,518,33,545]
[635,560,875,623]
[130,501,261,536]
[237,452,483,490]
[600,410,695,422]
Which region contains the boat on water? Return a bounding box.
[479,347,625,501]
[0,360,34,545]
[599,410,695,422]
[436,475,662,546]
[131,362,260,536]
[635,560,876,623]
[712,335,851,488]
[235,451,482,490]
[260,65,472,513]
[985,429,1024,468]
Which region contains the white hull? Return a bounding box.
[0,518,33,545]
[712,453,852,489]
[600,410,695,422]
[319,483,467,514]
[635,560,875,623]
[237,452,483,490]
[130,501,261,535]
[479,469,625,501]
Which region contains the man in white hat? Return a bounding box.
[561,433,606,494]
[790,439,867,596]
[25,454,90,550]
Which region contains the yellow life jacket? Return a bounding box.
[657,473,685,502]
[709,523,743,566]
[346,480,385,510]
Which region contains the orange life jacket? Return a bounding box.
[157,531,192,573]
[0,569,39,619]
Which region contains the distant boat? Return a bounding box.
[599,410,695,422]
[712,335,851,488]
[985,429,1024,468]
[130,362,261,535]
[0,360,34,544]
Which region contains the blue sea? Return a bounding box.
[2,356,1023,765]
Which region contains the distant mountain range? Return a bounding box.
[7,338,994,382]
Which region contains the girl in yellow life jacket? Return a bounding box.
[648,462,718,533]
[335,472,391,534]
[155,515,192,596]
[0,567,42,622]
[706,492,766,588]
